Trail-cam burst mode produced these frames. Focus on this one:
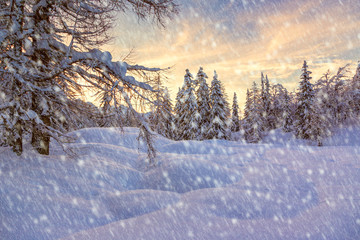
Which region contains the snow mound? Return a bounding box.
[139,158,241,193]
[1,127,360,240]
[101,190,180,220]
[324,125,360,146]
[159,139,237,155]
[185,164,318,220]
[71,127,141,149]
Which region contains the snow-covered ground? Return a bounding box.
[1,127,360,240]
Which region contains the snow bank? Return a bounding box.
[139,158,241,193]
[1,127,359,240]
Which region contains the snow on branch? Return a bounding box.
[70,48,160,92]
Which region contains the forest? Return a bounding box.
[1,1,360,239]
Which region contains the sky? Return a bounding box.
[105,0,360,108]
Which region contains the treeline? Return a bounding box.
[149,61,360,146]
[149,67,231,140]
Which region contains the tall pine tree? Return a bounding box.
[243,82,264,143]
[282,89,294,132]
[176,69,200,140]
[261,73,272,130]
[196,67,211,139]
[231,92,241,132]
[207,71,229,139]
[150,87,174,139]
[350,62,360,116]
[295,60,314,140]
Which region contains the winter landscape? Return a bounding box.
[1,0,360,239]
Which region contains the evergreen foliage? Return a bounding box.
[231,92,241,132]
[207,71,229,139]
[261,73,272,129]
[196,67,211,139]
[176,69,200,140]
[243,82,264,143]
[150,87,174,139]
[282,89,294,132]
[295,61,314,139]
[349,62,360,116]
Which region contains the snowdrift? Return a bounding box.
[0,127,359,240]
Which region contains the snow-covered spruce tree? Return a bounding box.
[242,89,252,142]
[207,71,229,139]
[176,69,200,140]
[0,0,178,158]
[195,67,211,139]
[270,84,291,129]
[295,60,314,140]
[231,92,241,132]
[282,89,294,132]
[243,82,264,143]
[220,80,231,119]
[310,90,330,146]
[149,87,174,139]
[261,73,272,130]
[314,65,350,129]
[173,86,185,140]
[349,62,360,118]
[149,74,164,131]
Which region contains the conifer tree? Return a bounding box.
[174,87,185,139]
[207,71,229,139]
[243,82,264,143]
[311,65,350,140]
[282,89,294,132]
[295,60,314,140]
[243,89,251,120]
[231,92,241,132]
[150,87,174,139]
[149,74,164,132]
[176,69,200,140]
[350,62,360,116]
[195,67,211,139]
[261,73,272,130]
[310,91,329,146]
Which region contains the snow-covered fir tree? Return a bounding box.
[173,87,185,139]
[149,74,165,132]
[261,73,272,130]
[282,89,294,132]
[295,60,315,140]
[195,67,211,139]
[176,69,201,140]
[149,87,174,139]
[243,82,264,143]
[207,71,229,139]
[270,84,290,129]
[310,91,330,146]
[309,64,352,142]
[349,62,360,117]
[231,92,241,132]
[218,79,232,120]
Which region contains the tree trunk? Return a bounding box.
[12,120,23,156]
[31,94,50,155]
